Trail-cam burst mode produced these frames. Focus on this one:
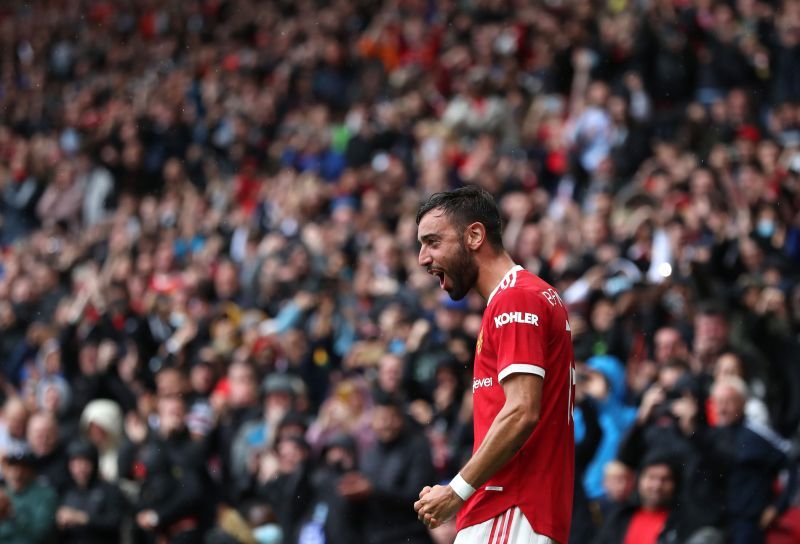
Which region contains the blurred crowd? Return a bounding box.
[0,0,799,543]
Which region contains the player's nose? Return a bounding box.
[418,245,431,267]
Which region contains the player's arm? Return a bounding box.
[460,372,542,486]
[415,373,542,528]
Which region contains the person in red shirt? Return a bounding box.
[620,462,673,544]
[594,454,682,544]
[413,186,575,543]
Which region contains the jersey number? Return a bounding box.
[567,363,576,425]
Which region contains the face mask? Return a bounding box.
[253,524,283,544]
[756,219,775,238]
[605,276,632,297]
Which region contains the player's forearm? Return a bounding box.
[459,403,538,489]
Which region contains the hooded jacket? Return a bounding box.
[59,442,128,544]
[79,399,123,482]
[581,355,637,499]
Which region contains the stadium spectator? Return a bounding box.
[253,434,314,543]
[302,433,362,544]
[581,355,637,503]
[130,439,204,544]
[593,453,723,544]
[698,377,799,544]
[349,393,435,544]
[79,398,123,483]
[709,351,770,427]
[0,0,798,541]
[27,411,70,496]
[230,373,298,500]
[0,398,29,465]
[0,444,58,544]
[571,394,604,544]
[600,461,635,517]
[56,440,127,544]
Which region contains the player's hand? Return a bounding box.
[414,484,463,529]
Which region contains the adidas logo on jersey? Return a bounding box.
[494,311,539,328]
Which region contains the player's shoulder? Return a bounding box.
[489,268,560,309]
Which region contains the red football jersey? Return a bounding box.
[457,265,575,544]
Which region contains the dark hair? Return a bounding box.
[695,300,728,319]
[67,439,98,464]
[640,451,680,481]
[372,389,405,411]
[416,186,504,250]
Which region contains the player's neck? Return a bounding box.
[475,252,518,302]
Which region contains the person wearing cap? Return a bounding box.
[230,373,298,501]
[0,443,58,543]
[56,440,128,544]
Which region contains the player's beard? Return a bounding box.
[446,237,478,301]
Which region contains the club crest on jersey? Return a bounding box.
[476,327,483,354]
[494,311,539,328]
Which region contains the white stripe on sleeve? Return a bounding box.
[498,364,545,382]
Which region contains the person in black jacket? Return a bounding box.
[56,440,128,544]
[338,393,435,544]
[131,441,204,544]
[121,395,209,544]
[571,395,604,544]
[696,377,798,544]
[617,366,728,533]
[301,433,362,544]
[27,411,71,496]
[254,433,314,543]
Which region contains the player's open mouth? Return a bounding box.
[428,268,447,289]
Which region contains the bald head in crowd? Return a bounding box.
[27,412,60,457]
[2,397,29,442]
[711,377,748,427]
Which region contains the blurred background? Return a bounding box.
[0,0,799,543]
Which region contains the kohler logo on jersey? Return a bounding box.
[494,311,539,328]
[473,377,493,392]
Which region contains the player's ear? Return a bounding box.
[464,222,486,250]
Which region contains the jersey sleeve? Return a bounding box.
[488,289,549,382]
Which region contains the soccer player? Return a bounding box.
[413,186,575,544]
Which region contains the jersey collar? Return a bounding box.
[486,264,524,306]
